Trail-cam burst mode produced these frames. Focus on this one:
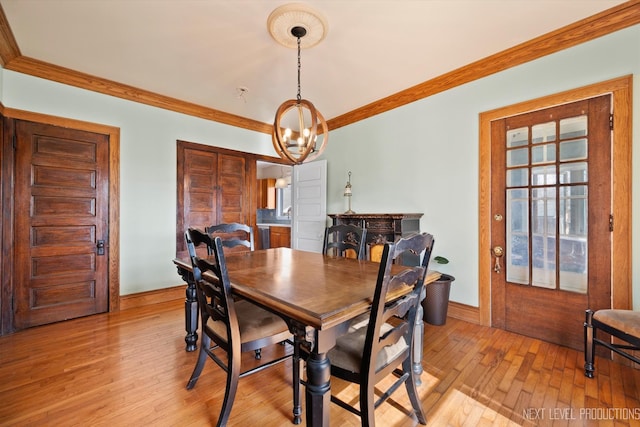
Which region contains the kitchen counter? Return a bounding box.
[257,223,291,227]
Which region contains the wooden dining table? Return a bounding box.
[173,247,440,427]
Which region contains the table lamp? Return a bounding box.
[344,171,355,214]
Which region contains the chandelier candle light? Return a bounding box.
[268,3,328,165]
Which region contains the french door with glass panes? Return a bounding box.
[490,95,611,350]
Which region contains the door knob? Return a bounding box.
[97,240,105,256]
[492,246,504,273]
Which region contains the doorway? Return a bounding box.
[1,111,120,335]
[491,95,611,350]
[478,76,632,348]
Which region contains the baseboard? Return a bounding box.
[447,301,480,324]
[119,285,185,311]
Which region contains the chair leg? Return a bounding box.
[217,350,241,427]
[403,358,427,424]
[292,337,302,424]
[186,334,211,389]
[360,382,376,427]
[584,309,596,378]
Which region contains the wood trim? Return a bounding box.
[0,3,20,67]
[327,1,640,130]
[0,107,8,335]
[5,56,273,135]
[2,106,121,312]
[119,285,184,311]
[611,79,633,310]
[478,75,633,326]
[447,301,480,325]
[0,2,637,133]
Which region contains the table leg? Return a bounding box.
[305,352,331,427]
[177,266,198,352]
[185,285,198,352]
[413,287,426,385]
[413,302,424,385]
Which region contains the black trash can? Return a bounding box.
[422,274,454,326]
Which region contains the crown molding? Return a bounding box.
[0,1,638,133]
[327,0,640,130]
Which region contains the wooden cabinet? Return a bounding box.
[176,141,254,258]
[328,213,423,263]
[258,178,276,209]
[270,226,291,248]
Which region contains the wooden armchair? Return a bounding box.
[584,308,640,378]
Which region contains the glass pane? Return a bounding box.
[559,162,587,184]
[532,121,556,144]
[507,168,528,187]
[559,186,588,293]
[532,186,556,289]
[532,165,556,186]
[560,115,587,139]
[507,189,529,284]
[532,143,556,164]
[532,187,556,235]
[507,148,528,167]
[507,127,528,147]
[560,139,587,161]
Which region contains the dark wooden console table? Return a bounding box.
[328,213,423,263]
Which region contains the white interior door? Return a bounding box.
[291,159,327,252]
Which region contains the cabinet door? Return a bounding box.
[270,226,291,248]
[176,141,254,258]
[258,179,276,209]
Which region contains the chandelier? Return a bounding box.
[268,4,328,165]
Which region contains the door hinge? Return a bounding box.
[12,133,17,149]
[609,113,614,130]
[609,214,614,232]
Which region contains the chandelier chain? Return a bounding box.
[296,36,302,102]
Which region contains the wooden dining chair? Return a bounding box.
[584,309,640,378]
[184,228,301,426]
[327,232,432,426]
[205,222,255,254]
[206,222,268,359]
[322,224,367,260]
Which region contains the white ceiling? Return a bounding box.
[0,0,627,126]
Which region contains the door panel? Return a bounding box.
[291,160,327,252]
[491,95,611,350]
[176,141,254,258]
[183,148,219,232]
[14,120,109,329]
[218,154,246,223]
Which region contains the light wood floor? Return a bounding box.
[1,299,639,426]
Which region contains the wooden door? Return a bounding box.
[14,120,110,329]
[176,141,254,258]
[490,95,612,350]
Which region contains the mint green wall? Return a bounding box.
[1,25,638,305]
[1,70,274,294]
[322,25,640,308]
